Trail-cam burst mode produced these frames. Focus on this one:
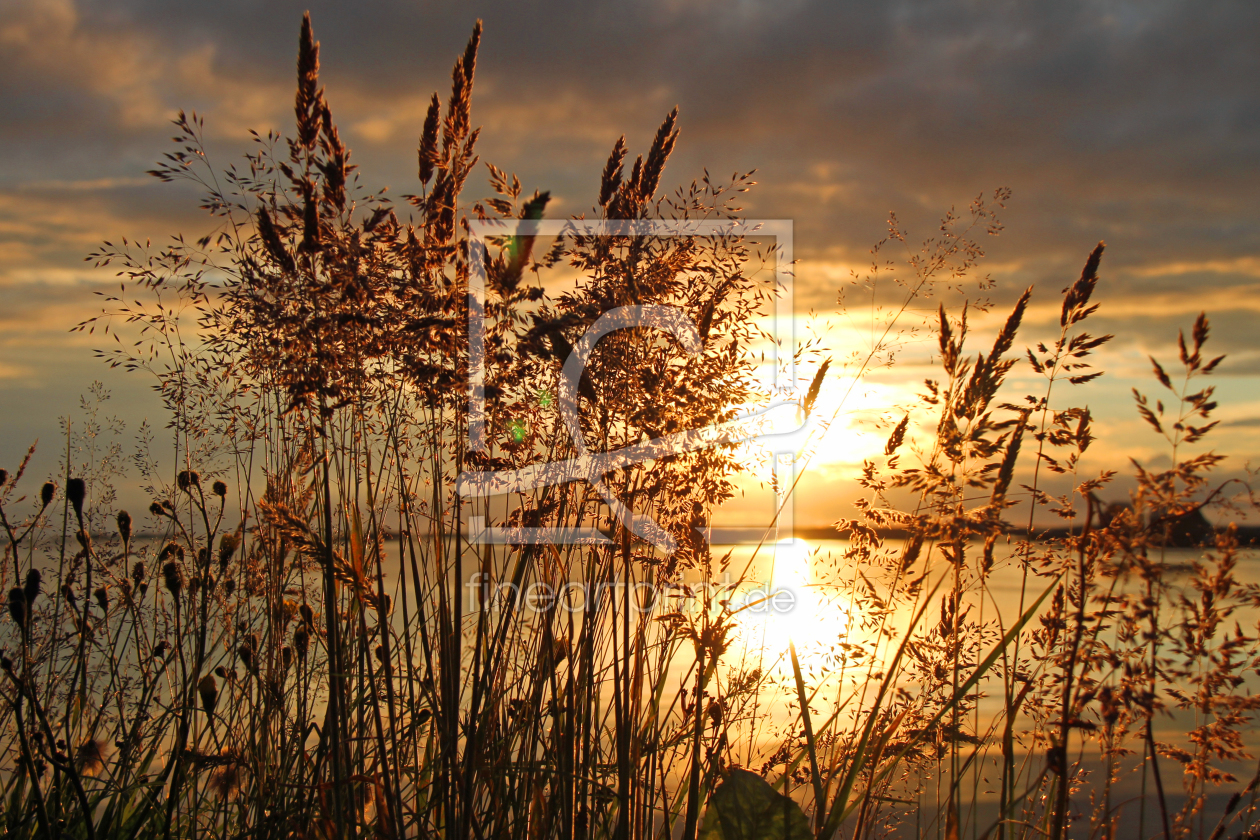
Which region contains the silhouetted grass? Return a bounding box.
[1,13,1258,840]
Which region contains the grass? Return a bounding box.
[2,12,1260,840]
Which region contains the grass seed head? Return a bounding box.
[208,752,244,800]
[238,643,255,674]
[177,470,199,492]
[75,739,106,775]
[163,561,184,600]
[23,569,40,605]
[198,673,218,714]
[8,588,26,630]
[66,478,85,517]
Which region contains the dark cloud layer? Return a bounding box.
[6,1,1258,264]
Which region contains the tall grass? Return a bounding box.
[2,13,1259,840]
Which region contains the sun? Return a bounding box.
[730,539,849,657]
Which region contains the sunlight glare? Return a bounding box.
[732,539,848,658]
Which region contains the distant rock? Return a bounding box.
[1150,505,1214,548]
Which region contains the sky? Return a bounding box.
[1,0,1258,528]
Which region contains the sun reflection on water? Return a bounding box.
[730,538,849,659]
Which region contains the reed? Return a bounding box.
[0,13,1257,840]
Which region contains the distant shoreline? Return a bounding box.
[95,523,1260,547]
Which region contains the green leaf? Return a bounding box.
[789,640,825,831]
[698,769,811,840]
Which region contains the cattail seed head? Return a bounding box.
[94,587,108,614]
[177,470,199,492]
[66,478,86,517]
[117,510,131,544]
[218,533,239,567]
[198,674,218,714]
[149,501,165,517]
[23,569,40,606]
[293,626,309,657]
[282,646,293,669]
[299,603,314,625]
[132,562,145,586]
[8,588,27,629]
[0,468,7,486]
[40,482,55,508]
[214,665,228,680]
[224,579,235,596]
[162,561,184,600]
[238,644,255,673]
[212,480,227,497]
